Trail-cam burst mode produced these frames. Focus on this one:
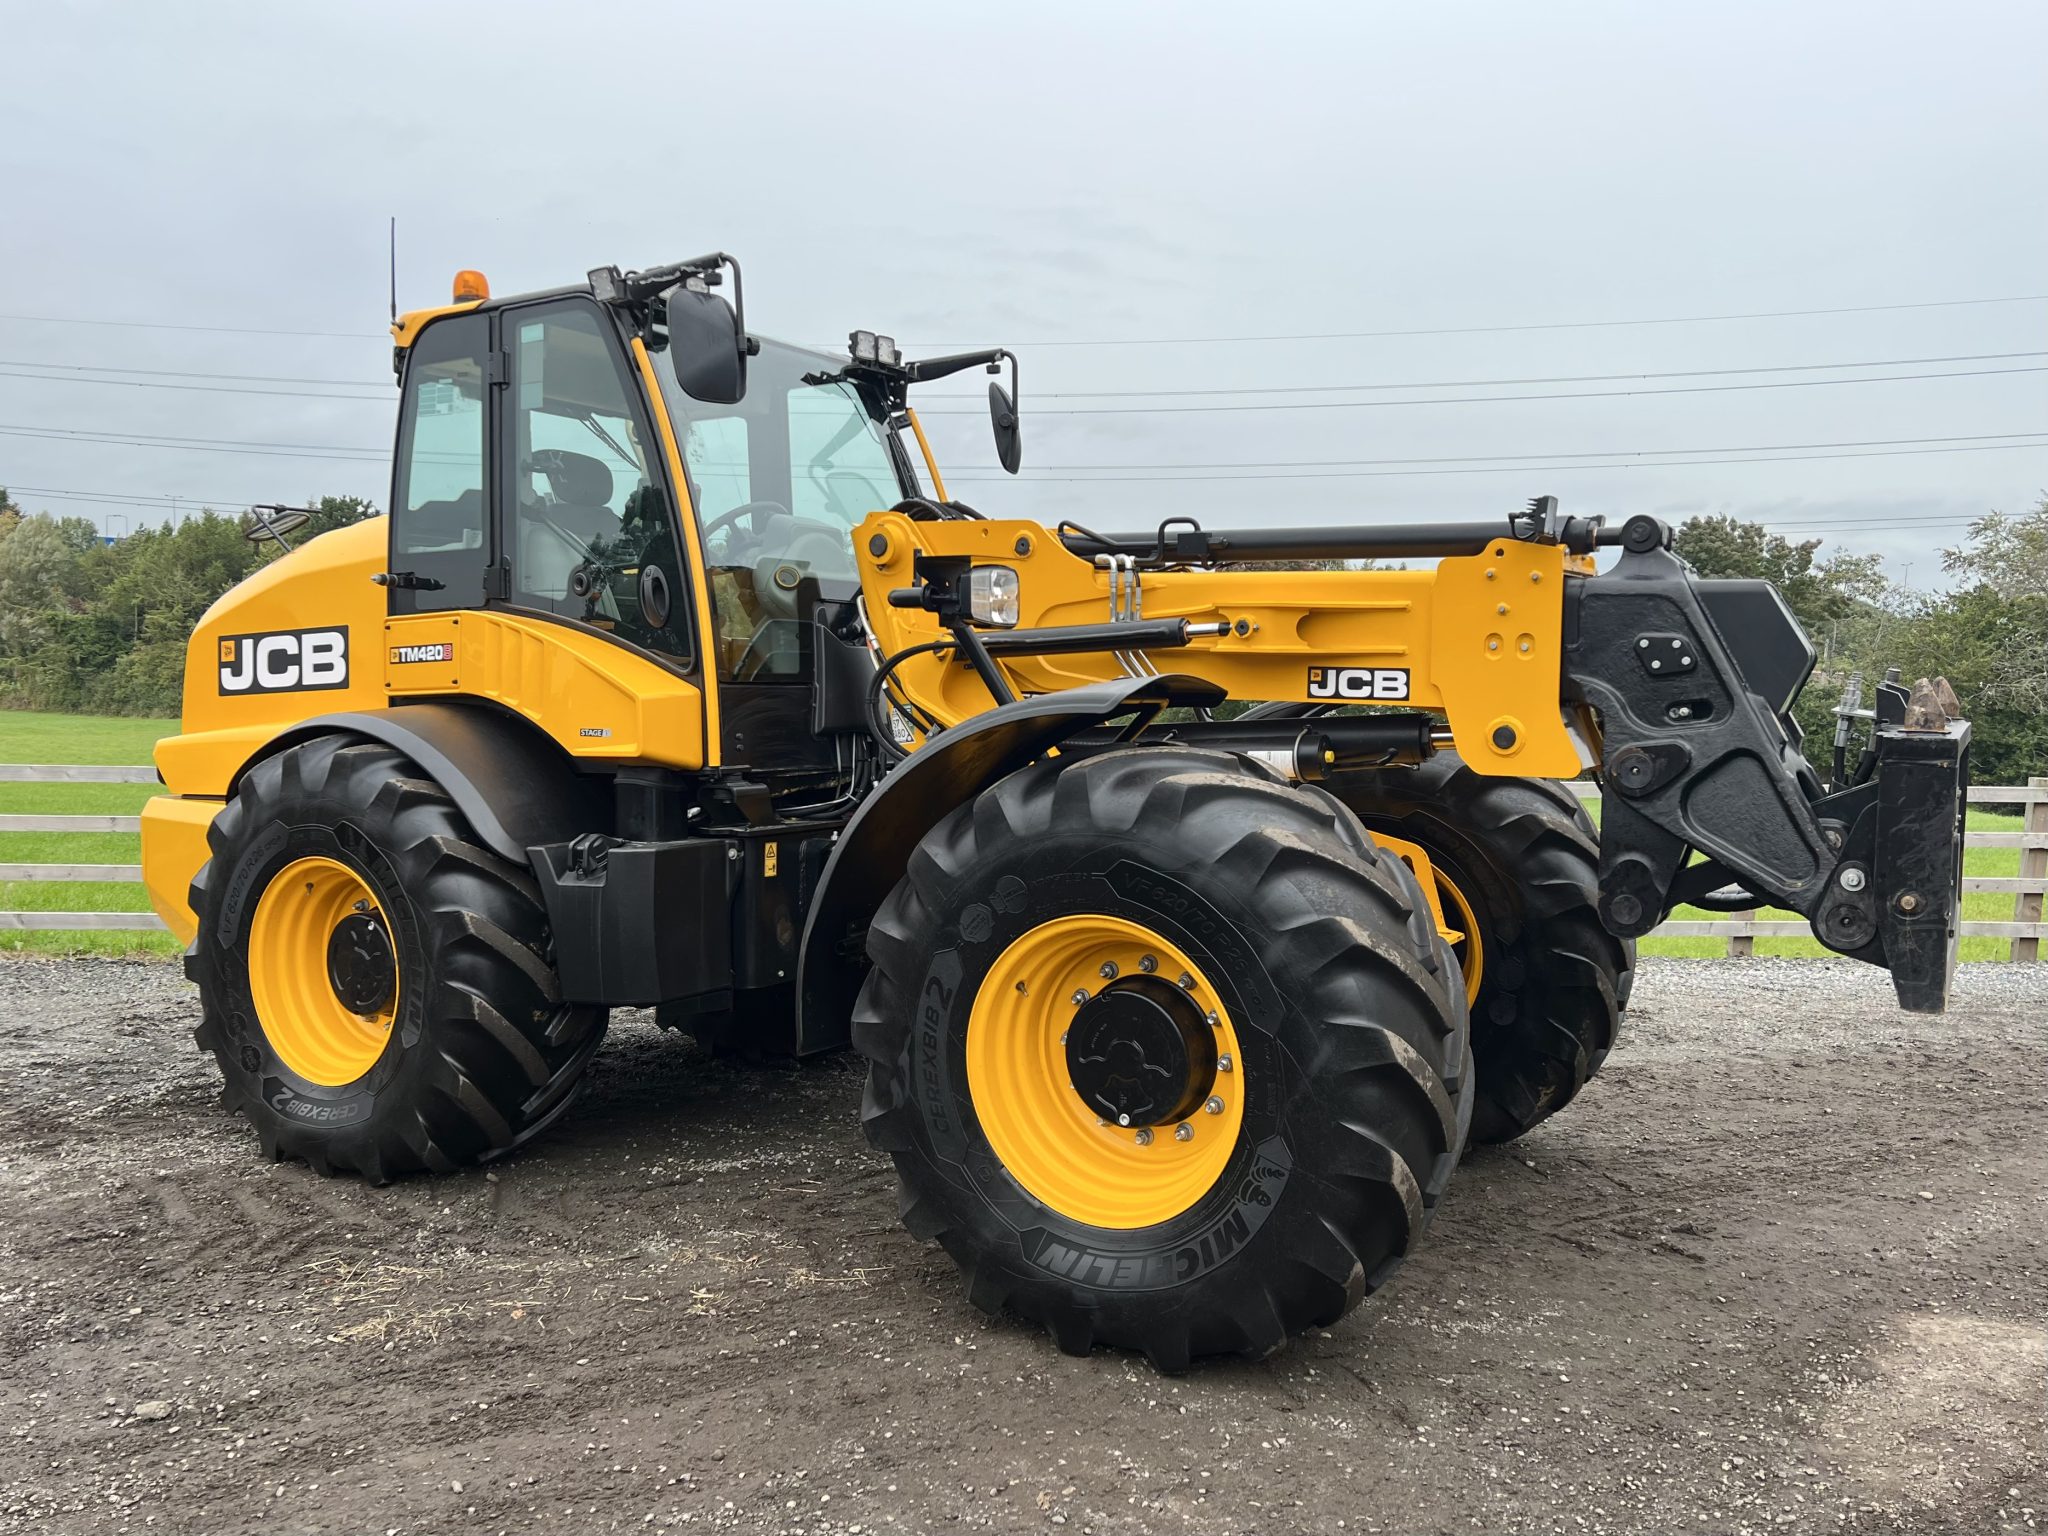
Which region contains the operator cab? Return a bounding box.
[385,258,1016,792]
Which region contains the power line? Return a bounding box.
[0,424,389,463]
[7,421,2045,476]
[5,347,2039,404]
[1,484,1990,545]
[919,351,2048,401]
[0,369,388,402]
[0,312,376,340]
[942,439,2048,485]
[961,430,2048,474]
[0,357,389,388]
[14,437,2044,517]
[895,292,2048,349]
[918,364,2048,417]
[5,289,2044,351]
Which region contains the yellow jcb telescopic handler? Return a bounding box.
[140,255,1969,1370]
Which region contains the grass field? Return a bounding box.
[1,707,2035,965]
[1,709,180,958]
[1639,805,2025,962]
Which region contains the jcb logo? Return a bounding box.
[1307,666,1410,701]
[218,628,350,695]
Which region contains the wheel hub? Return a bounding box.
[1065,977,1216,1127]
[326,909,396,1015]
[965,913,1246,1230]
[247,855,400,1087]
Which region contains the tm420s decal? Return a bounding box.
[217,628,350,695]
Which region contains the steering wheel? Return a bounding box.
[700,499,791,556]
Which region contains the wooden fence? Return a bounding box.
[0,763,165,932]
[4,766,2046,958]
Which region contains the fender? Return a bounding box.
[794,674,1224,1053]
[249,702,605,864]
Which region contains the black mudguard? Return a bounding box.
[794,674,1225,1054]
[249,702,606,864]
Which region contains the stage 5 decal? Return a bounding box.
[218,628,350,695]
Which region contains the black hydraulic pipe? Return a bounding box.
[977,617,1210,656]
[1057,520,1526,563]
[1145,712,1436,767]
[1058,712,1437,774]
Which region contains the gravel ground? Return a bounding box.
[1,955,2043,1536]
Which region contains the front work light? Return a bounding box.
[849,330,901,368]
[968,565,1021,628]
[453,269,491,302]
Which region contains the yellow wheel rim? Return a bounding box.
[966,914,1245,1230]
[1368,830,1486,1011]
[247,855,399,1087]
[1435,869,1485,1009]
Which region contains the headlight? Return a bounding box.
[967,565,1020,628]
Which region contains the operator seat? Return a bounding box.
[520,449,624,600]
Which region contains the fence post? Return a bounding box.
[2014,776,2048,964]
[1728,911,1755,958]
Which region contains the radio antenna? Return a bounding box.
[388,217,398,324]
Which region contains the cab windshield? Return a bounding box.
[655,337,912,681]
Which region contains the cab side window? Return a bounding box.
[391,313,490,610]
[503,303,690,662]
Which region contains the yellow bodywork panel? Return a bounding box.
[391,299,483,350]
[854,513,1588,778]
[155,513,708,804]
[156,519,393,797]
[140,795,219,946]
[382,610,705,766]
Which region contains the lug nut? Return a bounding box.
[1138,955,1158,973]
[1204,1096,1225,1115]
[1177,972,1196,992]
[1134,1128,1153,1146]
[1070,989,1090,1006]
[1098,961,1119,979]
[1204,1010,1220,1028]
[1217,1053,1234,1072]
[1174,1123,1194,1142]
[1060,1030,1068,1045]
[1838,867,1867,893]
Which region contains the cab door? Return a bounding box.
[493,298,698,669]
[387,312,493,613]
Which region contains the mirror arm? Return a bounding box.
[904,348,1007,383]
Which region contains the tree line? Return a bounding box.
[1,486,2042,782]
[1671,500,2048,787]
[0,493,375,717]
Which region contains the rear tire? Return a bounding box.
[1329,754,1632,1143]
[187,736,606,1181]
[854,747,1472,1370]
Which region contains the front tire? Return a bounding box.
[1328,754,1633,1144]
[854,747,1472,1370]
[187,736,606,1181]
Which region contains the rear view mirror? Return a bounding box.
[666,285,748,405]
[241,505,311,545]
[989,381,1022,474]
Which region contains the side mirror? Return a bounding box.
[988,381,1022,474]
[242,506,310,545]
[666,285,748,405]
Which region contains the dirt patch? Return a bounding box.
[1,956,2043,1535]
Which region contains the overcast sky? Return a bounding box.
[3,0,2043,584]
